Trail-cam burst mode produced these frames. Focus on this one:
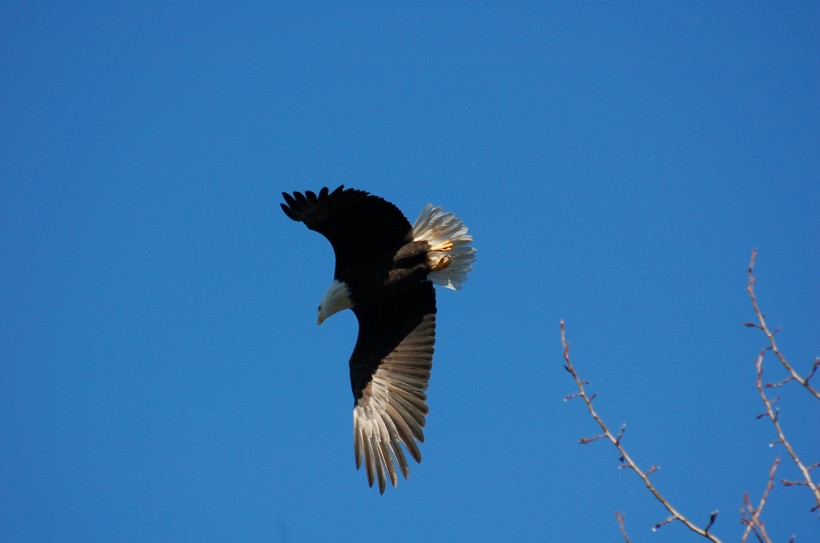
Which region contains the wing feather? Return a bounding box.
[349,282,436,493]
[384,403,421,463]
[378,410,410,478]
[280,186,413,282]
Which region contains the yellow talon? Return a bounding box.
[430,240,453,252]
[430,255,452,271]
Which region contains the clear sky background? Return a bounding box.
[1,2,818,542]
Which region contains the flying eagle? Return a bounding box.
[281,186,476,493]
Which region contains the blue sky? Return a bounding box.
[2,2,818,542]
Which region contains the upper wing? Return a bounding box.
[349,281,436,493]
[280,187,412,275]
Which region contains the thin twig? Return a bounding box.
[615,511,631,543]
[560,321,724,542]
[746,249,820,400]
[755,351,820,510]
[740,457,780,543]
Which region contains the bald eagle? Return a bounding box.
[281,186,475,493]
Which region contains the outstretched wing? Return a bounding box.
[349,281,436,493]
[280,187,412,277]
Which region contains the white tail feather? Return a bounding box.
[411,204,476,290]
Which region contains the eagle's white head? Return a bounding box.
[317,279,353,324]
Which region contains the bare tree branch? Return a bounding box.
[615,511,631,543]
[755,351,820,510]
[560,321,724,542]
[746,249,820,400]
[747,250,820,512]
[560,252,815,540]
[740,457,780,543]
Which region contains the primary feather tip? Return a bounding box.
[411,204,476,290]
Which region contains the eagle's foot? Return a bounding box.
[429,240,453,252]
[430,255,452,271]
